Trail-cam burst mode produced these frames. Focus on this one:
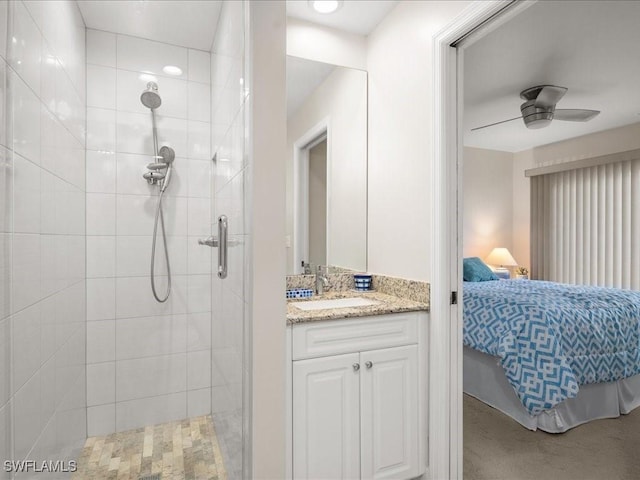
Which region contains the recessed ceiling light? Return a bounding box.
[139,73,158,83]
[163,65,183,76]
[308,0,343,14]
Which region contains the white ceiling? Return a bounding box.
[286,0,398,36]
[77,1,222,51]
[464,1,640,153]
[287,56,336,118]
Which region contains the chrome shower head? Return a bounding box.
[140,82,161,109]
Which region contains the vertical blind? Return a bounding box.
[531,157,640,289]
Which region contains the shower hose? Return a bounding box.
[150,176,171,303]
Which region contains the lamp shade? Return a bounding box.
[485,247,518,267]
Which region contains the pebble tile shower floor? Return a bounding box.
[73,415,226,480]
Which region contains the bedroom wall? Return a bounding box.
[512,122,640,272]
[463,147,515,261]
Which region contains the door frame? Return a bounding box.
[430,1,535,478]
[293,118,331,273]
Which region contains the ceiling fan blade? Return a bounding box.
[471,116,522,131]
[534,85,568,108]
[554,109,600,122]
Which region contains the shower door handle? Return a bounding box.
[198,237,219,247]
[197,215,227,278]
[217,215,228,279]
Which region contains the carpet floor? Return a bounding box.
[463,394,640,480]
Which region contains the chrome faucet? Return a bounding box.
[316,265,330,295]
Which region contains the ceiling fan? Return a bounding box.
[471,85,600,131]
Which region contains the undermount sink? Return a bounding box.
[292,297,380,311]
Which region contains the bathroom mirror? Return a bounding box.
[286,56,368,274]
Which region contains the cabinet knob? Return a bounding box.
[365,361,373,369]
[353,363,360,371]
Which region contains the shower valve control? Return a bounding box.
[198,236,219,247]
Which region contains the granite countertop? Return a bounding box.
[287,290,429,325]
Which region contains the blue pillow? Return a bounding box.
[463,257,499,282]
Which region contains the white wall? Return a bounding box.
[512,122,640,271]
[2,0,87,469]
[286,66,367,273]
[462,147,514,261]
[249,2,287,478]
[366,0,472,281]
[286,17,367,70]
[85,29,213,436]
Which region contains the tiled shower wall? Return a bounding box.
[85,29,213,435]
[210,2,248,478]
[1,0,87,474]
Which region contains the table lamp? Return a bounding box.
[485,247,518,279]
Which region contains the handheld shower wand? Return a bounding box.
[140,82,176,303]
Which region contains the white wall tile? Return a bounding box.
[187,388,211,417]
[188,49,210,83]
[187,350,211,390]
[11,303,41,392]
[87,29,116,67]
[188,197,211,236]
[87,107,116,151]
[156,116,188,156]
[188,159,211,197]
[187,312,211,352]
[87,362,115,406]
[87,320,115,363]
[116,194,154,236]
[87,404,115,437]
[116,353,186,401]
[9,1,42,95]
[12,154,41,234]
[87,65,116,109]
[187,236,211,275]
[116,314,187,360]
[116,110,151,155]
[11,72,41,164]
[87,236,116,278]
[115,235,149,277]
[117,35,188,80]
[115,276,171,319]
[115,392,186,432]
[210,385,235,414]
[12,233,41,313]
[187,274,211,314]
[188,81,210,122]
[0,2,7,61]
[86,150,116,193]
[86,193,116,235]
[87,278,116,321]
[188,121,211,161]
[116,153,154,196]
[13,372,41,460]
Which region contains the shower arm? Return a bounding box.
[150,108,159,160]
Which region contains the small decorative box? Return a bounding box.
[354,274,372,291]
[286,288,313,299]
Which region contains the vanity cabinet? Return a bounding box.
[288,312,425,480]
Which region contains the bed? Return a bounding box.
[463,278,640,432]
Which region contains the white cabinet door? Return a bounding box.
[360,345,419,480]
[293,353,361,480]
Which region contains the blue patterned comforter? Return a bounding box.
[463,280,640,415]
